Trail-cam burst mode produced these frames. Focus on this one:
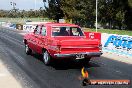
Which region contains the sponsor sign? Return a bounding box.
[102,33,132,56]
[59,19,65,23]
[23,25,36,32]
[104,35,132,49]
[86,79,130,85]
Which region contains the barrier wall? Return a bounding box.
[23,22,49,32]
[101,33,132,56]
[1,22,11,27]
[23,25,36,32]
[0,22,6,26]
[1,22,16,29]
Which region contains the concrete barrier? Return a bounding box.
[1,22,11,27]
[9,23,16,29]
[23,24,36,32]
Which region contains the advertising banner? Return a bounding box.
[23,25,36,32]
[102,33,132,56]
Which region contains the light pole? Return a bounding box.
[10,2,16,11]
[96,0,98,32]
[10,2,17,17]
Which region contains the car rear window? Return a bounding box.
[52,27,84,36]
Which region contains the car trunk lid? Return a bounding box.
[54,37,100,54]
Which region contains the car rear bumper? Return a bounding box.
[54,52,103,58]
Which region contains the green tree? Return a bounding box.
[60,0,85,25]
[128,0,132,7]
[98,0,132,30]
[60,0,96,27]
[45,0,64,22]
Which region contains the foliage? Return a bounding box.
[55,0,96,27]
[44,0,132,30]
[44,0,64,22]
[0,8,46,18]
[128,0,132,7]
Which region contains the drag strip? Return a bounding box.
[0,28,131,88]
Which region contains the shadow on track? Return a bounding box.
[51,60,100,70]
[31,53,100,70]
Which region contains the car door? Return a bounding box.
[33,25,41,52]
[28,25,38,51]
[35,25,47,54]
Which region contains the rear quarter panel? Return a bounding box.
[84,32,101,43]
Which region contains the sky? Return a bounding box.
[0,0,47,10]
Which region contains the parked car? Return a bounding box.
[23,23,102,65]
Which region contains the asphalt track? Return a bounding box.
[0,27,131,88]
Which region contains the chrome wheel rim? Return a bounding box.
[43,51,49,63]
[25,45,29,53]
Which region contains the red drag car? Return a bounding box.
[23,23,102,65]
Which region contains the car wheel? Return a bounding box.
[43,50,51,65]
[25,44,32,55]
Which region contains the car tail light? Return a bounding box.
[99,44,102,51]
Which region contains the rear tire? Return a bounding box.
[42,50,51,65]
[25,44,32,55]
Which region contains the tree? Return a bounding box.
[60,0,96,27]
[44,0,64,22]
[128,0,132,7]
[0,10,9,17]
[98,0,132,30]
[44,0,132,29]
[125,0,132,29]
[60,0,85,25]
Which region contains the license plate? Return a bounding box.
[76,54,85,59]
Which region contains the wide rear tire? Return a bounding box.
[42,50,51,65]
[25,44,32,55]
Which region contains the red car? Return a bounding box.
[23,23,102,65]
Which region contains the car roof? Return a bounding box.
[37,22,53,26]
[42,23,79,27]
